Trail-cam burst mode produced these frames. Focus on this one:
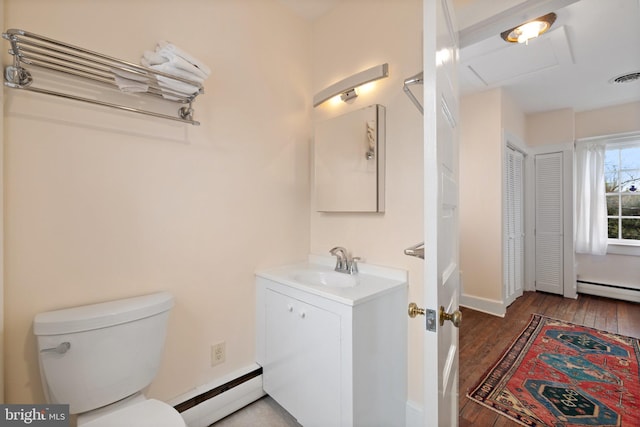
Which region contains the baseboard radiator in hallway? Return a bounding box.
[577,279,640,303]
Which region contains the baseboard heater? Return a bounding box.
[172,365,265,427]
[577,280,640,303]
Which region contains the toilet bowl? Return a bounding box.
[77,394,184,427]
[33,292,185,427]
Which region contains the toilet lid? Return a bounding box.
[81,399,186,427]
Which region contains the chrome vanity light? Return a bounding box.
[313,63,389,107]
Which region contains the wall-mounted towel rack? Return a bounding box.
[403,71,423,115]
[2,29,203,125]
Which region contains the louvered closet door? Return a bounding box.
[535,152,564,295]
[505,148,524,305]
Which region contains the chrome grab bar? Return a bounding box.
[40,342,71,354]
[404,241,424,259]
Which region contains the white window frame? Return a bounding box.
[604,133,640,255]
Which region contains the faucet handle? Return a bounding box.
[349,257,360,274]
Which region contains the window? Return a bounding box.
[605,141,640,243]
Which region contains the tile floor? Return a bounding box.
[211,396,301,427]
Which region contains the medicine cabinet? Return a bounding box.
[314,104,385,212]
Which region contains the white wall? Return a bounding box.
[526,108,575,147]
[461,95,640,310]
[4,0,311,405]
[501,91,526,141]
[525,108,577,300]
[310,0,424,403]
[459,89,502,304]
[576,253,640,289]
[574,101,640,290]
[459,88,526,314]
[575,101,640,140]
[525,102,640,294]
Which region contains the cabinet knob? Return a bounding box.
[299,311,306,319]
[287,304,294,313]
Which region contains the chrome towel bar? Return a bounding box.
[3,28,204,125]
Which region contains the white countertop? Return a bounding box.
[255,255,408,306]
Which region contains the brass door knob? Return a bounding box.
[408,302,426,318]
[439,306,462,327]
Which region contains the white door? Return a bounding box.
[423,0,460,425]
[534,152,564,295]
[505,147,524,305]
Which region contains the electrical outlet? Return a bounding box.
[211,342,226,366]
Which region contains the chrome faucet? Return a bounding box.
[329,247,360,274]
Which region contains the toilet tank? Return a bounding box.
[33,292,174,414]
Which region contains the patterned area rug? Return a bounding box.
[467,314,640,426]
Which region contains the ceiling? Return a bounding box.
[457,0,640,113]
[281,0,640,115]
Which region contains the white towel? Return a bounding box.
[150,48,208,81]
[143,50,168,66]
[114,75,149,93]
[148,61,204,84]
[141,60,202,96]
[157,40,211,77]
[156,75,200,99]
[140,41,209,99]
[112,68,149,92]
[112,67,149,82]
[168,54,208,81]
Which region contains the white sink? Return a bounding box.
[256,256,408,305]
[291,270,359,287]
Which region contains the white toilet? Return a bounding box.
[33,292,185,427]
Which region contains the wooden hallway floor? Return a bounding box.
[459,291,640,426]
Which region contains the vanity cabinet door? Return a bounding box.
[263,289,341,427]
[263,290,300,418]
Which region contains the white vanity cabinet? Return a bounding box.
[264,288,341,427]
[255,259,407,427]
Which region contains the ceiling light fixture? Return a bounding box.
[500,12,557,44]
[313,63,389,107]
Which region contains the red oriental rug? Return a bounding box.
[467,314,640,426]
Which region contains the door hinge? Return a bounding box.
[426,309,437,332]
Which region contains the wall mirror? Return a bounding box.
[314,104,385,212]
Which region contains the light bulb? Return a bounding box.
[515,21,549,44]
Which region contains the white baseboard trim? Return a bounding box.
[406,400,422,427]
[459,293,505,317]
[169,364,265,427]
